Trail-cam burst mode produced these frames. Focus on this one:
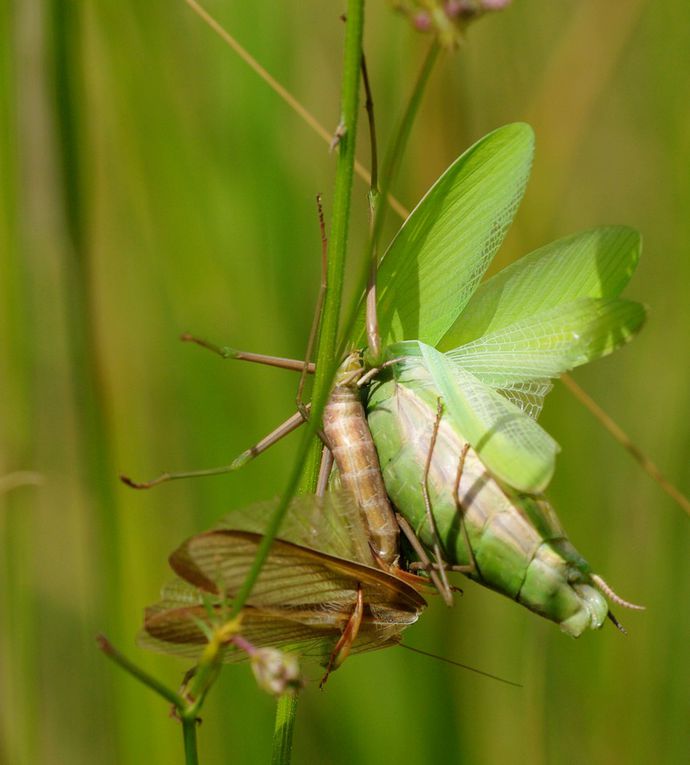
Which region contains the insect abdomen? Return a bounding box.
[323,383,399,567]
[367,376,608,636]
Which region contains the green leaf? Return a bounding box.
[403,341,559,493]
[372,123,535,348]
[438,226,641,349]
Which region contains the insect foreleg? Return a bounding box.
[316,445,334,498]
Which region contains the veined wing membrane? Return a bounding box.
[139,505,425,664]
[171,531,425,612]
[448,298,646,387]
[369,123,534,348]
[214,492,373,564]
[140,601,411,664]
[482,378,554,420]
[439,226,642,349]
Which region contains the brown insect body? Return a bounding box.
[322,354,399,567]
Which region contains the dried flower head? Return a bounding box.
[249,648,303,697]
[231,635,303,696]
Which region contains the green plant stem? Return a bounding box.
[182,717,200,765]
[98,635,202,763]
[264,3,365,762]
[310,0,366,413]
[340,39,441,360]
[271,693,299,765]
[97,636,184,709]
[226,0,365,620]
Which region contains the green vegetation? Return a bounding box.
[1,2,688,763]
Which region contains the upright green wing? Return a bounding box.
[372,123,534,348]
[366,134,644,491]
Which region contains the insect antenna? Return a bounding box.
[591,573,645,611]
[399,644,521,688]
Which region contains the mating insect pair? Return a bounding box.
[128,123,645,683]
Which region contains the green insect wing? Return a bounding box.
[362,123,535,349]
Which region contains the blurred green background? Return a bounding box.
[2,1,689,763]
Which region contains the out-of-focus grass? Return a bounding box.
[1,1,688,763]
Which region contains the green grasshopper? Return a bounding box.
[357,122,646,634]
[127,123,645,642]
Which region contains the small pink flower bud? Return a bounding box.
[444,1,466,18]
[413,12,432,31]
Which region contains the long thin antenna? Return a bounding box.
[591,573,645,611]
[400,644,522,688]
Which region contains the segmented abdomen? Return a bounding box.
[367,375,608,636]
[323,383,399,567]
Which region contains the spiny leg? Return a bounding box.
[319,585,364,688]
[451,443,478,577]
[120,407,309,489]
[397,514,434,571]
[316,445,334,498]
[396,514,458,594]
[296,194,329,417]
[419,399,454,606]
[180,333,314,373]
[361,51,382,363]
